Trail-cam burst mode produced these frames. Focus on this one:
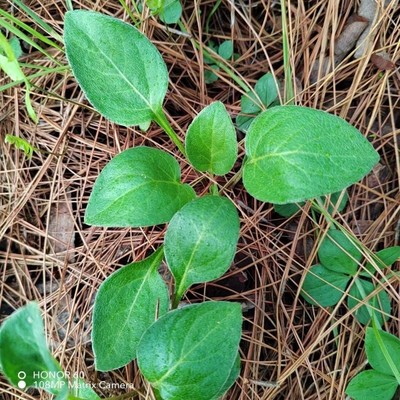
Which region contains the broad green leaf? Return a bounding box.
[92,248,169,371]
[365,327,400,377]
[0,302,66,395]
[137,302,242,400]
[318,229,362,275]
[243,106,379,203]
[64,10,168,126]
[300,264,351,307]
[236,73,279,132]
[165,196,239,301]
[345,370,398,400]
[85,146,195,227]
[347,280,391,325]
[218,40,233,59]
[185,101,238,175]
[362,246,400,277]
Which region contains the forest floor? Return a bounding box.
[1,1,399,399]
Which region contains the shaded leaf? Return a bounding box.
[92,248,169,371]
[301,264,351,307]
[347,279,391,325]
[318,229,363,275]
[185,101,238,175]
[64,10,168,126]
[243,106,379,204]
[137,302,242,400]
[85,146,195,227]
[165,196,239,301]
[218,40,233,59]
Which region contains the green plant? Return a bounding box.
[346,325,400,400]
[144,0,182,25]
[204,40,237,83]
[0,9,383,400]
[235,72,280,132]
[301,229,400,325]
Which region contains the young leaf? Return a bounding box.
[137,302,242,400]
[345,370,398,400]
[365,327,400,377]
[165,196,239,302]
[300,264,351,307]
[347,279,391,325]
[64,10,168,127]
[85,146,195,227]
[185,101,238,175]
[236,72,279,132]
[318,229,362,275]
[243,106,380,204]
[0,302,67,395]
[92,248,169,371]
[362,246,400,277]
[218,40,233,59]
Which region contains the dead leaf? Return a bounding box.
[48,190,75,262]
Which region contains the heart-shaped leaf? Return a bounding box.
[0,303,66,395]
[85,146,195,227]
[345,370,398,400]
[92,248,169,371]
[347,279,391,325]
[64,10,168,126]
[137,301,242,400]
[300,264,351,307]
[243,106,379,203]
[185,101,238,175]
[318,229,362,275]
[165,195,239,302]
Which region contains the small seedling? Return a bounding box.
[236,72,280,132]
[204,40,237,83]
[301,229,400,325]
[0,9,383,400]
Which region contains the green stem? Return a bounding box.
[153,109,186,156]
[172,286,184,310]
[280,0,295,104]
